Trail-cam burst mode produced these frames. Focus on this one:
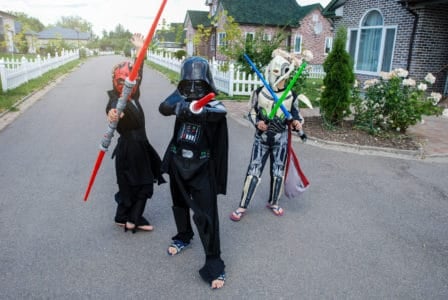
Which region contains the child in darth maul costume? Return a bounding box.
[159,57,229,289]
[106,33,165,233]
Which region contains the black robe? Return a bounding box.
[106,90,165,198]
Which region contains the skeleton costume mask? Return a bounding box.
[264,55,295,92]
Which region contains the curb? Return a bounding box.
[226,110,448,162]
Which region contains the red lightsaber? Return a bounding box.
[83,0,168,201]
[190,92,215,113]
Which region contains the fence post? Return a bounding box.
[37,55,42,77]
[21,56,29,83]
[0,58,7,92]
[228,63,234,97]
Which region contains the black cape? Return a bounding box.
[160,90,228,195]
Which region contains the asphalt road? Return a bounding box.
[0,55,447,299]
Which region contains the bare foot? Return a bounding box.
[125,222,136,230]
[137,224,154,231]
[211,278,225,289]
[167,246,178,255]
[211,274,226,289]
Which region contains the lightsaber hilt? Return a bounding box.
[100,78,136,151]
[190,92,215,114]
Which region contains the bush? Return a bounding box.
[173,49,186,60]
[320,27,355,126]
[353,69,443,133]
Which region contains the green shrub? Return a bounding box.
[320,27,355,126]
[173,50,187,60]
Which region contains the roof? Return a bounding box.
[322,0,346,17]
[398,0,448,5]
[185,10,211,28]
[0,10,16,18]
[38,26,91,40]
[220,0,304,27]
[323,0,448,17]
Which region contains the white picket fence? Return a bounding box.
[147,51,325,96]
[0,50,79,92]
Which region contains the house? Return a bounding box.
[154,22,186,52]
[37,26,91,51]
[1,13,91,55]
[184,0,333,64]
[323,0,448,96]
[0,10,16,53]
[184,10,213,57]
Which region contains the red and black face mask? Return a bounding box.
[112,61,138,97]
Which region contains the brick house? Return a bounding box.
[184,0,333,64]
[323,0,448,95]
[184,10,212,57]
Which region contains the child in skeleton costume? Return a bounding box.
[230,50,304,221]
[159,57,228,289]
[107,33,165,233]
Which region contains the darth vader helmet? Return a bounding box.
[177,57,218,99]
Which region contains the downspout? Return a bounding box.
[402,2,419,72]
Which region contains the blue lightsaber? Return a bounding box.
[243,53,292,120]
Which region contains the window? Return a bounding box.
[218,32,226,47]
[263,33,272,41]
[294,34,302,53]
[245,32,254,42]
[325,37,333,54]
[245,32,254,47]
[348,9,396,74]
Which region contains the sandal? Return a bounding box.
[211,273,226,289]
[167,239,190,256]
[229,209,246,222]
[266,204,284,216]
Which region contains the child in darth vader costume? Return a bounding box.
[106,33,165,233]
[159,57,228,289]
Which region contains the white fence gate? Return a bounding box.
[0,50,79,92]
[147,51,325,96]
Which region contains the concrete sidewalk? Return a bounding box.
[223,100,448,161]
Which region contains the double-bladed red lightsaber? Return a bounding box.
[83,0,168,201]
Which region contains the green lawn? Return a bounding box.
[0,58,83,113]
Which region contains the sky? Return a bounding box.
[1,0,331,36]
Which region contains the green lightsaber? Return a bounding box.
[268,62,307,119]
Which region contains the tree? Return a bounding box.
[196,10,286,73]
[55,16,92,33]
[320,27,355,126]
[10,12,45,32]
